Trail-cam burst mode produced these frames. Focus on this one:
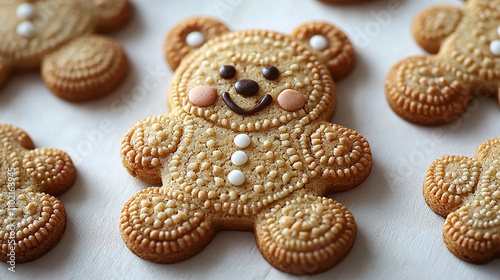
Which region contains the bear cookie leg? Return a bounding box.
[0,190,67,263]
[119,187,216,263]
[41,35,128,102]
[255,195,356,275]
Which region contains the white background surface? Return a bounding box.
[2,0,500,279]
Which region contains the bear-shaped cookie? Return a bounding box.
[386,0,500,125]
[0,124,76,263]
[424,137,500,263]
[120,17,371,275]
[0,0,131,102]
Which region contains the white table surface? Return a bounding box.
[2,0,500,279]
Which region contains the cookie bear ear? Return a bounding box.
[164,17,230,71]
[475,138,500,164]
[290,22,355,80]
[412,6,464,54]
[423,155,481,217]
[93,0,132,33]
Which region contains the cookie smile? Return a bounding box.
[222,92,272,115]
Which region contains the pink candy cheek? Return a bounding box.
[277,89,305,112]
[188,85,218,107]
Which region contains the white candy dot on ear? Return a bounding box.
[228,170,245,186]
[490,40,500,56]
[234,134,250,148]
[17,3,35,19]
[309,34,328,51]
[186,31,205,47]
[17,21,36,38]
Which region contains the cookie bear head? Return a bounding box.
[424,137,500,263]
[0,0,131,101]
[164,17,355,132]
[386,0,500,125]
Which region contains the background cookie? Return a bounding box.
[424,137,500,263]
[0,124,76,263]
[0,0,131,102]
[385,0,500,125]
[121,17,370,275]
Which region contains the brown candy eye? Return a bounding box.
[219,65,236,79]
[262,66,279,80]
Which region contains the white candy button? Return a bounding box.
[17,3,35,19]
[186,31,205,47]
[490,40,500,56]
[234,134,250,148]
[309,35,328,51]
[228,170,245,186]
[17,21,36,38]
[231,151,248,165]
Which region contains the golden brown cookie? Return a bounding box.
[164,17,230,71]
[291,22,355,80]
[0,124,76,263]
[0,0,131,102]
[386,0,500,125]
[120,17,371,275]
[424,137,500,263]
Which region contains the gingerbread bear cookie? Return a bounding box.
[0,124,76,263]
[0,0,131,102]
[386,0,500,125]
[120,17,371,275]
[424,137,500,263]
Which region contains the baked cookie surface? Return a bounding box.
[0,124,76,263]
[386,0,500,125]
[0,0,131,101]
[424,137,500,263]
[120,17,371,275]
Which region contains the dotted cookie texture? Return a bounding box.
[120,17,370,275]
[0,124,76,263]
[0,0,131,102]
[386,0,500,125]
[424,137,500,263]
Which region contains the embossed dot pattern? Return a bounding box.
[386,1,500,125]
[0,0,132,101]
[0,124,76,263]
[424,137,500,264]
[121,18,370,275]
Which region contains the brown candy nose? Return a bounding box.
[235,79,259,96]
